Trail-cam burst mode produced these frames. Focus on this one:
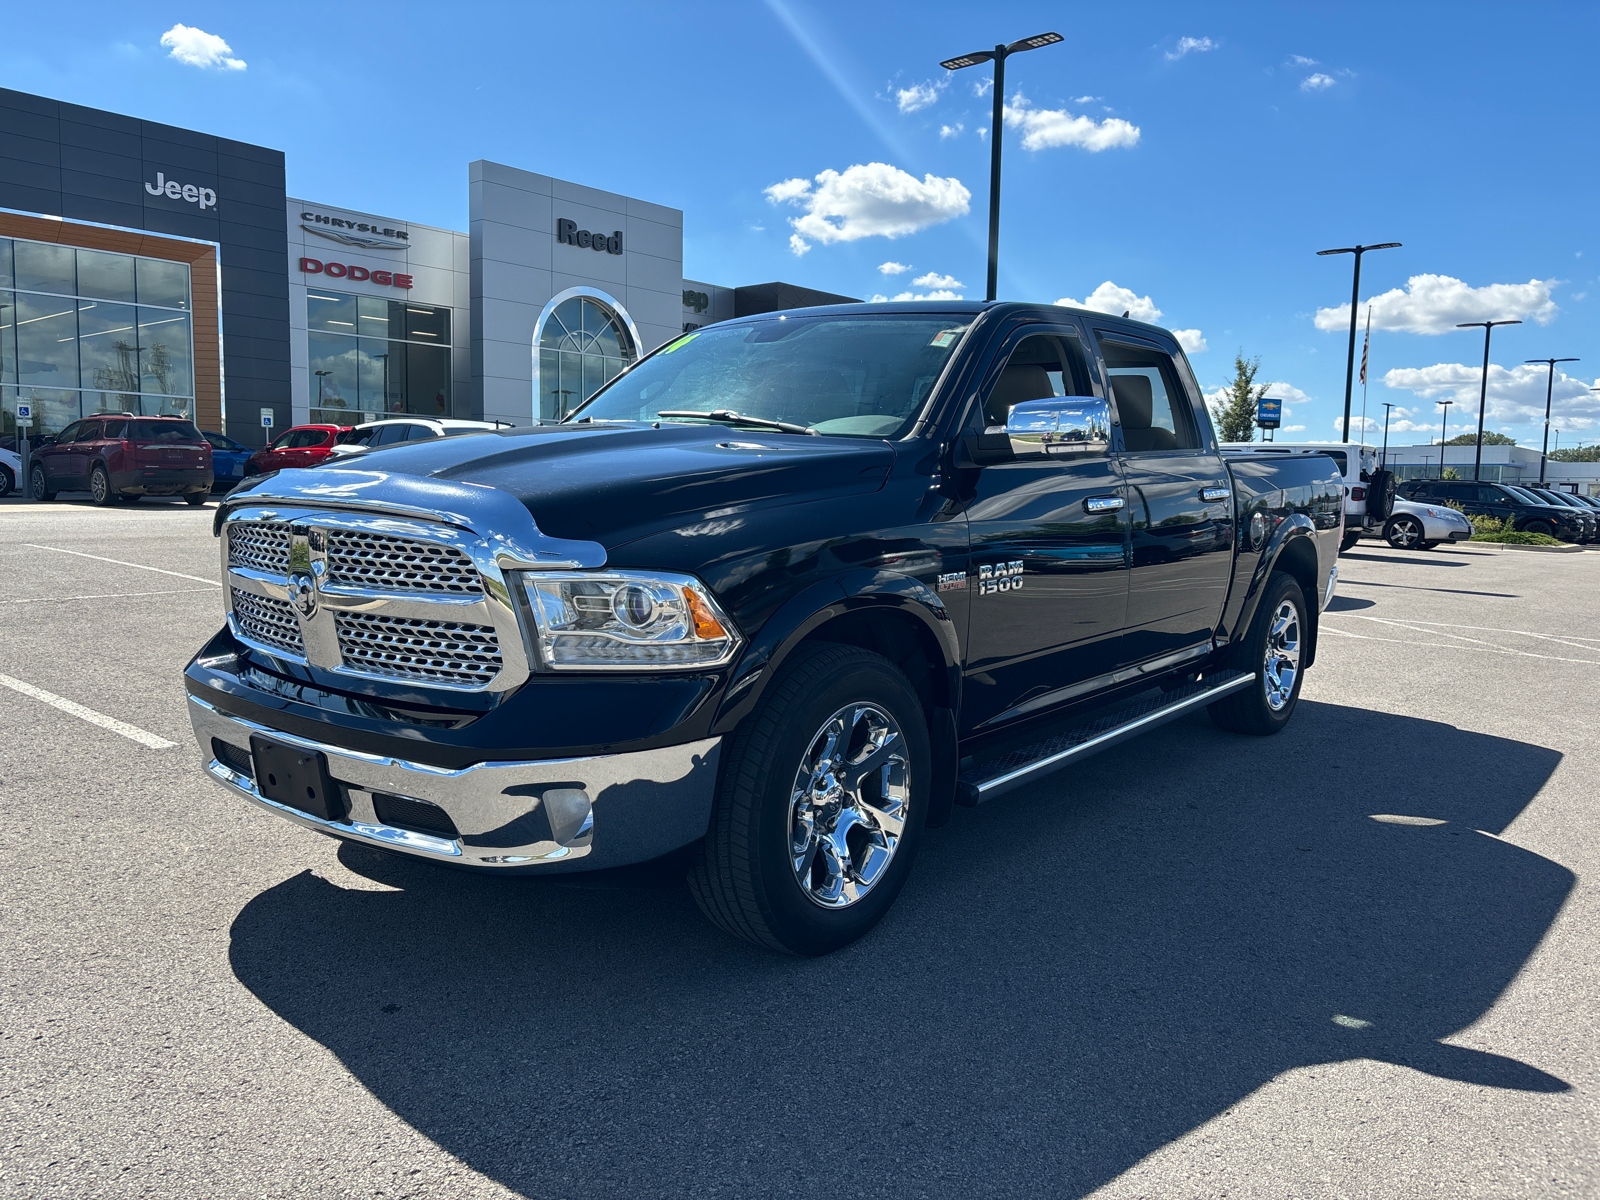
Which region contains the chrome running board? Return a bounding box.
[956,670,1252,806]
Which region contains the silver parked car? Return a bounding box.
[1382,495,1473,550]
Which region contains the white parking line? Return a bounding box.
[1,588,216,604]
[0,673,176,749]
[1347,615,1600,650]
[24,543,220,587]
[1321,624,1600,666]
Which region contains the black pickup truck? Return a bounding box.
[186,301,1342,955]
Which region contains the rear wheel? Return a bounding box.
[1385,515,1425,550]
[28,464,56,502]
[1209,571,1305,736]
[183,491,206,506]
[1339,531,1361,553]
[689,642,929,956]
[89,464,114,506]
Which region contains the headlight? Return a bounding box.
[518,570,741,671]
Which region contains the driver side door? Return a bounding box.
[959,325,1131,734]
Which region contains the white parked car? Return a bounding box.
[1380,495,1473,550]
[1222,440,1379,551]
[324,418,513,460]
[0,444,20,497]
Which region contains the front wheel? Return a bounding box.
[1209,571,1306,736]
[689,643,929,956]
[1384,515,1425,550]
[29,464,57,502]
[1525,519,1555,539]
[0,465,13,498]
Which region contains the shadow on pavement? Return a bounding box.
[229,700,1572,1197]
[1339,552,1467,568]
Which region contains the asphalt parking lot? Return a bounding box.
[1,497,1596,1199]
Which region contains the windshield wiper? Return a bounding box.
[657,409,818,436]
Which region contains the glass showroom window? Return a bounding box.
[0,236,194,442]
[538,295,636,420]
[307,290,452,426]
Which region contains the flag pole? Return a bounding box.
[1359,305,1371,447]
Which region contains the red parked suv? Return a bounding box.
[245,424,351,475]
[30,414,213,506]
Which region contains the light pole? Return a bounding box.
[314,369,332,410]
[1455,319,1521,480]
[1316,242,1401,441]
[1381,401,1397,469]
[1437,399,1453,479]
[1553,428,1561,456]
[940,31,1064,302]
[1526,357,1578,484]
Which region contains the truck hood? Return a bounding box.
[315,422,897,550]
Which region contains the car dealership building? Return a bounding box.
[0,87,850,446]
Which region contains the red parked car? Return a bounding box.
[245,424,351,476]
[30,414,213,506]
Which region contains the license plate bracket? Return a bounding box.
[250,736,344,821]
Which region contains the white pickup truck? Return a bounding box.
[1223,441,1379,551]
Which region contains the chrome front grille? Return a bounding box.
[231,588,305,655]
[334,612,502,686]
[325,530,483,595]
[228,521,291,574]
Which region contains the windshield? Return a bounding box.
[568,315,971,437]
[337,427,382,446]
[131,420,202,443]
[1505,486,1548,505]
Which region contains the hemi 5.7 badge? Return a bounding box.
[978,560,1024,595]
[937,571,968,592]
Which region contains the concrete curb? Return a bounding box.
[1469,540,1585,554]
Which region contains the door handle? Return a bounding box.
[1084,495,1125,513]
[1200,486,1231,502]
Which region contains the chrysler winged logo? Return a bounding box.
[301,223,409,250]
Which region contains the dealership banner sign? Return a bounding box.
[299,258,413,289]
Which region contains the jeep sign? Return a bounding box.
[145,172,216,210]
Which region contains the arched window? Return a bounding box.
[536,293,637,419]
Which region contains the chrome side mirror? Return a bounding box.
[1000,396,1111,457]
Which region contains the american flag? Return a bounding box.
[1359,306,1371,386]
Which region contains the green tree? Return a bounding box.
[1443,431,1517,446]
[1211,352,1269,442]
[1550,445,1600,462]
[1441,466,1461,480]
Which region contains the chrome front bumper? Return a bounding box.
[188,694,721,871]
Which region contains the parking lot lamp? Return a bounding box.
[1316,242,1401,441]
[1381,402,1397,469]
[1526,358,1579,483]
[1455,319,1521,480]
[314,369,332,410]
[940,32,1064,301]
[1436,399,1453,478]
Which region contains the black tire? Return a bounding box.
[1209,571,1306,737]
[117,493,141,504]
[1339,531,1361,553]
[28,463,56,502]
[1418,541,1437,550]
[89,464,115,506]
[1525,519,1555,539]
[183,491,206,506]
[1384,514,1426,550]
[0,465,13,499]
[689,642,930,956]
[1367,470,1396,522]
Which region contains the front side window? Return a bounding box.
[976,332,1094,428]
[1098,338,1200,452]
[572,314,969,437]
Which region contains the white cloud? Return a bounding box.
[1301,73,1336,91]
[976,127,988,141]
[1382,362,1600,428]
[870,290,964,302]
[766,163,972,254]
[1003,93,1141,151]
[160,24,246,70]
[1289,55,1318,66]
[1315,274,1559,334]
[1073,95,1101,105]
[1174,329,1208,354]
[939,123,963,140]
[1262,382,1312,406]
[1057,281,1162,323]
[1167,36,1217,60]
[1281,425,1307,433]
[913,272,963,289]
[878,261,912,275]
[974,77,993,98]
[896,79,946,114]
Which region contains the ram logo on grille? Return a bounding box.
[222,511,522,692]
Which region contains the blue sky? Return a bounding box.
[7,1,1599,447]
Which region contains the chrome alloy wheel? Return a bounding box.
[90,468,109,504]
[1388,516,1423,549]
[788,703,910,909]
[1262,598,1301,712]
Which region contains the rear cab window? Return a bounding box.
[1095,336,1201,452]
[131,420,203,443]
